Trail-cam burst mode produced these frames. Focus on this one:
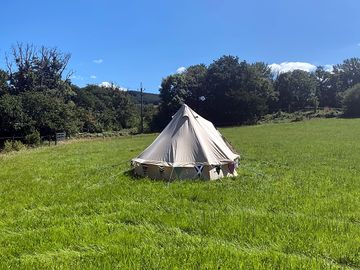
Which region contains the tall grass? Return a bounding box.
[0,118,359,269]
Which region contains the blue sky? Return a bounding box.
[1,0,360,93]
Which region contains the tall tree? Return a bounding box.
[72,84,137,132]
[155,55,276,128]
[333,58,360,91]
[153,71,190,130]
[181,64,208,114]
[0,69,9,96]
[247,62,277,112]
[0,94,31,136]
[7,43,73,98]
[21,91,79,135]
[343,83,360,117]
[315,66,338,107]
[275,70,317,111]
[205,55,247,124]
[206,56,275,124]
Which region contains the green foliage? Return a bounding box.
[0,44,139,143]
[0,69,9,95]
[156,56,360,128]
[333,58,360,91]
[25,131,41,146]
[315,66,338,107]
[3,140,26,152]
[72,84,138,132]
[8,44,74,97]
[0,44,80,139]
[205,56,266,125]
[275,70,317,111]
[156,57,275,129]
[259,108,342,124]
[141,104,158,132]
[128,90,160,105]
[343,83,360,117]
[0,119,360,268]
[3,44,360,141]
[21,91,80,135]
[12,140,26,151]
[0,94,31,136]
[3,140,14,153]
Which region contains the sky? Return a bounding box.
[1,0,360,93]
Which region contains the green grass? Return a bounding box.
[1,118,360,269]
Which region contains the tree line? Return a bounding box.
[153,55,360,130]
[0,44,150,145]
[1,44,360,146]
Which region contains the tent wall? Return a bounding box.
[133,163,237,180]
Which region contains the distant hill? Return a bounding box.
[128,90,160,105]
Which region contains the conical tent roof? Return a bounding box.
[132,104,239,167]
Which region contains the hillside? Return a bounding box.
[1,119,360,269]
[127,90,160,105]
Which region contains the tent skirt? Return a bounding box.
[132,162,237,180]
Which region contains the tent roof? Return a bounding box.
[132,104,239,167]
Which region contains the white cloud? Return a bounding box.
[93,59,103,64]
[269,62,316,74]
[357,43,360,47]
[99,81,112,87]
[90,75,96,79]
[324,64,334,72]
[119,86,128,91]
[176,66,186,74]
[99,81,127,91]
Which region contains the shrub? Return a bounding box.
[25,131,41,146]
[343,84,360,117]
[12,140,26,151]
[3,140,26,153]
[3,141,13,153]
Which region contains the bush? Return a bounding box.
[12,140,26,151]
[3,141,13,153]
[25,131,41,146]
[343,84,360,117]
[3,140,26,153]
[258,108,342,124]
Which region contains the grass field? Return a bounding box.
[1,118,360,269]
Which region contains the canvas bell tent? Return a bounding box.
[132,104,240,180]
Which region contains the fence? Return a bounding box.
[0,132,67,146]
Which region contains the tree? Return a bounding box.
[0,69,9,96]
[181,64,208,114]
[315,66,337,107]
[155,55,276,128]
[333,58,360,91]
[0,94,31,136]
[205,56,275,125]
[205,55,248,124]
[247,62,277,112]
[72,84,137,132]
[343,83,360,117]
[21,91,79,135]
[275,70,317,111]
[153,73,189,130]
[6,43,74,98]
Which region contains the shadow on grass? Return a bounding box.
[123,168,236,184]
[123,169,142,180]
[124,169,176,183]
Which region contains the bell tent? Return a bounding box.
[132,104,239,180]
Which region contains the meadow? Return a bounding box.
[0,118,360,269]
